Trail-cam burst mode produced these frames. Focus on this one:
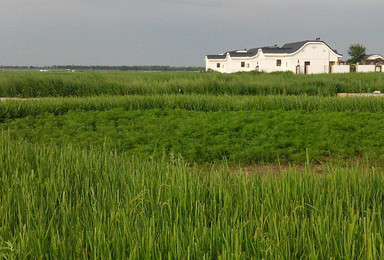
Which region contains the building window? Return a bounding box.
[217,63,220,68]
[276,60,282,67]
[246,63,250,68]
[241,62,245,67]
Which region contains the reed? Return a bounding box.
[0,70,383,97]
[1,136,383,259]
[1,94,384,120]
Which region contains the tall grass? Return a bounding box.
[2,70,384,258]
[1,136,384,259]
[1,94,384,119]
[0,71,383,97]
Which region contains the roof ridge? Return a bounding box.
[206,40,342,59]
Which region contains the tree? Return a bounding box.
[347,44,366,64]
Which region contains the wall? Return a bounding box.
[258,56,291,73]
[356,65,375,73]
[306,65,329,74]
[292,42,339,74]
[205,58,227,73]
[331,65,350,74]
[225,57,257,73]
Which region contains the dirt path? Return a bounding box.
[0,97,47,101]
[0,97,28,101]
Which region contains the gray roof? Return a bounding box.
[206,40,341,59]
[206,54,227,59]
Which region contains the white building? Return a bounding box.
[363,54,384,65]
[205,39,342,74]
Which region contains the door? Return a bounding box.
[304,61,310,74]
[329,62,336,73]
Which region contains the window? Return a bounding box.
[217,63,220,68]
[241,62,245,67]
[246,63,250,68]
[276,60,282,67]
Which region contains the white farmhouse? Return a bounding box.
[205,39,342,74]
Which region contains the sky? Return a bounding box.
[0,0,383,66]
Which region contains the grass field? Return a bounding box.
[1,71,384,258]
[1,136,384,259]
[1,70,384,97]
[2,95,384,120]
[3,108,384,164]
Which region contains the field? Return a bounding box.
[1,71,384,258]
[1,70,384,97]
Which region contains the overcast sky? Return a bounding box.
[1,0,383,66]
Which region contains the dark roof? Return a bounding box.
[206,40,341,59]
[227,49,258,57]
[206,54,227,59]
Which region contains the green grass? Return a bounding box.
[0,70,384,97]
[3,108,384,164]
[1,136,384,259]
[2,71,384,258]
[1,94,384,120]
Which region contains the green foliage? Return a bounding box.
[347,44,367,64]
[2,71,384,258]
[2,108,384,164]
[1,136,384,258]
[1,95,384,120]
[0,71,384,97]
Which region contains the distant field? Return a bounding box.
[1,71,384,258]
[0,70,384,97]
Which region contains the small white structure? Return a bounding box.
[363,54,384,65]
[205,39,342,74]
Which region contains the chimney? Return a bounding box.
[316,37,321,41]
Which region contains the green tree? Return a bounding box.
[347,44,366,64]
